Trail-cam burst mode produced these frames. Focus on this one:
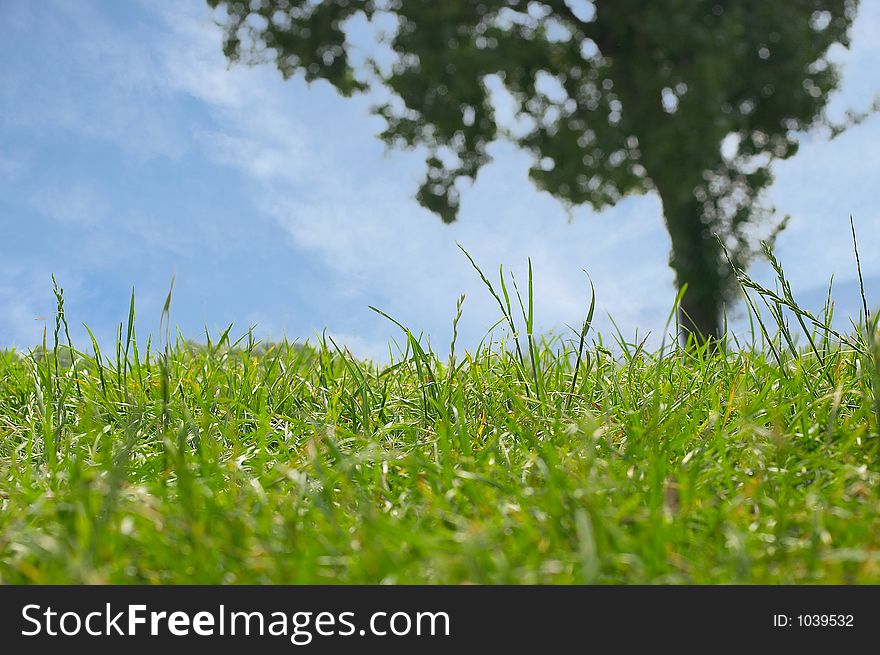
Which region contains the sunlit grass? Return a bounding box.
[0,243,878,584]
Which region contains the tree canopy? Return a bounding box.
[208,0,863,341]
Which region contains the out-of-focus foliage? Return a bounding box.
[207,0,863,339]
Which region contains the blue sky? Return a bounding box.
[1,0,878,359]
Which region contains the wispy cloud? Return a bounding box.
[0,0,188,161]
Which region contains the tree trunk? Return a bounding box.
[655,182,722,347]
[600,44,725,347]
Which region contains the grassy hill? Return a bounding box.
[0,259,878,584]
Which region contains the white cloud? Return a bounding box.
[196,129,310,184]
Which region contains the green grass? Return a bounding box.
[1,248,878,584]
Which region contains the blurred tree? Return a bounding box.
[208,0,864,343]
